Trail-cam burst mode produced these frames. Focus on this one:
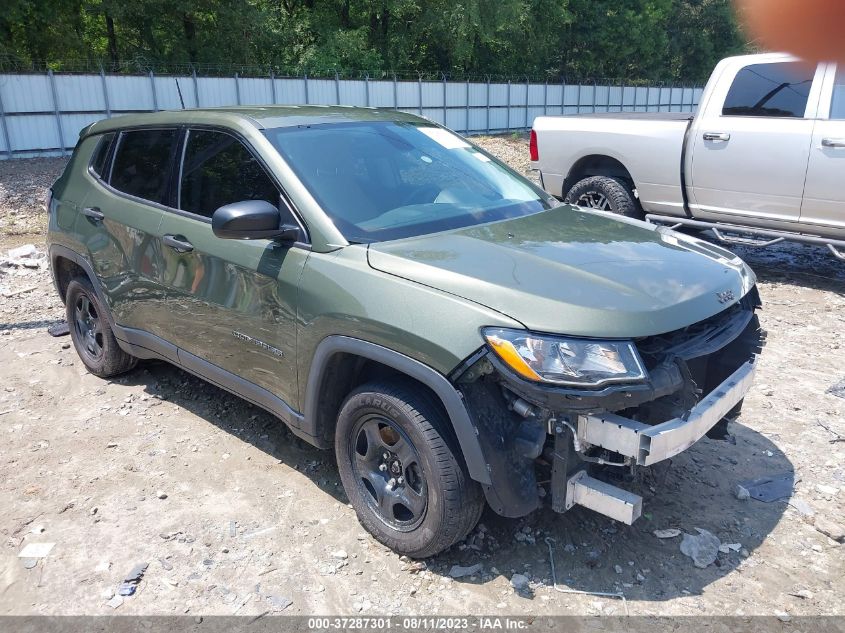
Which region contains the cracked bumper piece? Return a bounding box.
[577,359,757,467]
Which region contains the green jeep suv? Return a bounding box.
[47,106,764,557]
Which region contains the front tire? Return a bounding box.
[565,175,643,219]
[66,276,137,378]
[335,379,484,558]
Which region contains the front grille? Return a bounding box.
[636,302,753,368]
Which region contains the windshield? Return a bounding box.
[264,121,552,242]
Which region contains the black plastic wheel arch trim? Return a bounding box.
[304,335,492,485]
[49,244,116,325]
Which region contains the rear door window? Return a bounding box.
[178,129,279,219]
[110,129,178,203]
[722,62,814,118]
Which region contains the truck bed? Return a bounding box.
[566,112,694,121]
[532,113,691,215]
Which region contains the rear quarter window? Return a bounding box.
[722,62,814,118]
[110,129,179,203]
[89,133,115,179]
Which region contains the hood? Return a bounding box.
[367,206,756,338]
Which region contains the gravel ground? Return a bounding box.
[0,139,843,617]
[0,158,66,237]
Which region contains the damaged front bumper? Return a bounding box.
[560,358,756,524]
[455,294,765,525]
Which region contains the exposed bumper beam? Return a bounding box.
[578,359,757,466]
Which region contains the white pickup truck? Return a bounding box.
[530,53,845,259]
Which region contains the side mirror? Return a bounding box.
[211,200,300,241]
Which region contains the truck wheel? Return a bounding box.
[565,176,643,219]
[66,276,137,378]
[335,379,485,558]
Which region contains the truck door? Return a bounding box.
[800,64,845,230]
[689,60,823,224]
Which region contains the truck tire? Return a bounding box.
[335,379,485,558]
[565,175,643,219]
[66,276,137,377]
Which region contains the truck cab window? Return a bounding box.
[722,62,814,118]
[831,67,845,120]
[179,130,279,219]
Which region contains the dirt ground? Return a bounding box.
[0,139,843,618]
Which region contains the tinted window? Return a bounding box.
[111,129,178,203]
[179,130,278,218]
[90,133,115,179]
[831,67,845,120]
[264,122,549,242]
[722,62,814,118]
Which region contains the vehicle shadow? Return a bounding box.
[425,418,793,603]
[699,235,845,292]
[113,359,349,506]
[114,358,791,603]
[0,318,65,331]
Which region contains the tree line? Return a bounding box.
[1,0,748,83]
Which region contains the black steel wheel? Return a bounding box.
[65,276,137,378]
[349,413,428,531]
[73,293,104,363]
[335,379,485,558]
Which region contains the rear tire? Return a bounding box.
[565,175,643,219]
[66,276,137,378]
[335,379,484,558]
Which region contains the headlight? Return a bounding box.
[483,328,647,387]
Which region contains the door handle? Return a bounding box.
[822,138,845,148]
[82,206,105,222]
[703,132,731,142]
[163,234,194,253]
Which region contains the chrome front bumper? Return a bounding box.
[576,359,757,467]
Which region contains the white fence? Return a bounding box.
[0,71,703,158]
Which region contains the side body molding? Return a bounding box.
[303,336,492,485]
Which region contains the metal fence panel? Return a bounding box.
[8,114,57,151]
[59,113,101,147]
[420,107,444,125]
[395,82,417,109]
[196,77,236,107]
[306,78,335,105]
[489,83,508,106]
[54,75,105,112]
[3,74,53,113]
[275,78,305,105]
[0,70,701,158]
[365,80,390,108]
[237,77,273,106]
[420,82,442,108]
[444,82,466,107]
[339,79,367,106]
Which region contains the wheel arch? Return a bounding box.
[563,154,636,198]
[49,245,113,323]
[302,336,491,485]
